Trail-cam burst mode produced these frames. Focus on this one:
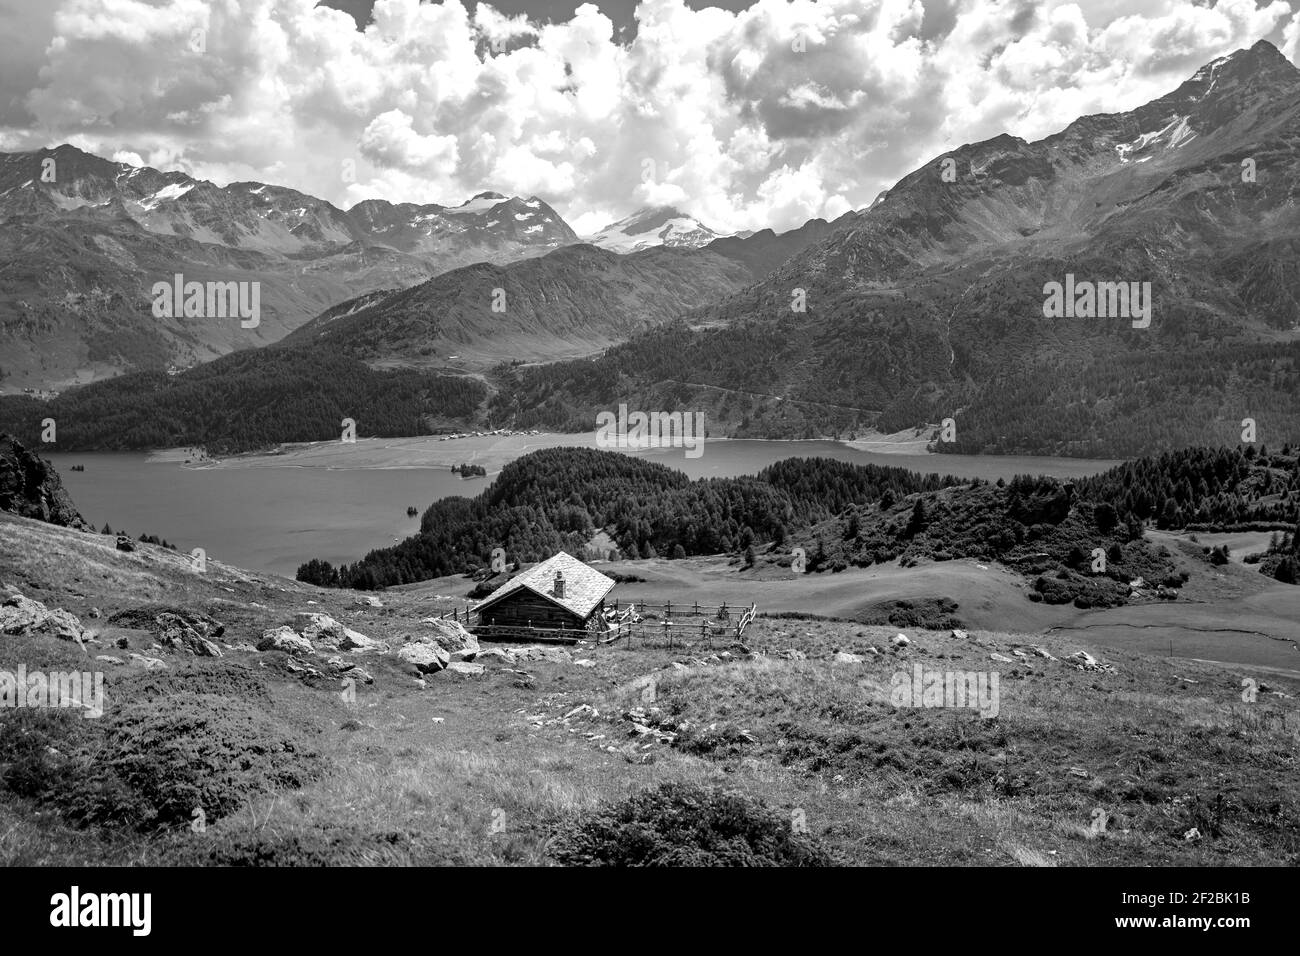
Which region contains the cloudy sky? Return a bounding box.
[1,0,1297,234]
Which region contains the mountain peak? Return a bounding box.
[1200,38,1297,81]
[1246,38,1292,63]
[584,206,725,252]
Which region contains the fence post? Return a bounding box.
[665,600,671,621]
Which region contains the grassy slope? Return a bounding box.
[1,512,1297,866]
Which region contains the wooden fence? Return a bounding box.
[595,601,758,649]
[436,604,476,626]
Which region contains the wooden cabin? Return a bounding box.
[474,552,615,634]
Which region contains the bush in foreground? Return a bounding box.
[548,782,838,866]
[189,824,413,866]
[1,692,326,831]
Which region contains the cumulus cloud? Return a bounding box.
[3,0,1297,234]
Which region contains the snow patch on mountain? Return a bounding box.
[584,206,727,252]
[137,182,194,209]
[446,192,507,216]
[1114,115,1196,163]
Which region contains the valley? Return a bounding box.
[1,464,1297,868]
[3,32,1300,877]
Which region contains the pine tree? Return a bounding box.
[906,499,927,536]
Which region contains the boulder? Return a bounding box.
[284,656,323,678]
[168,629,223,657]
[833,651,865,664]
[293,612,386,653]
[339,630,386,653]
[115,536,135,552]
[128,653,167,669]
[397,640,450,674]
[95,655,124,666]
[509,644,571,664]
[257,626,315,655]
[326,657,375,684]
[354,596,383,608]
[1066,650,1114,673]
[0,594,90,643]
[418,617,480,661]
[160,622,223,658]
[446,661,485,676]
[891,633,911,648]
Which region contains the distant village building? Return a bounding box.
[474,551,615,632]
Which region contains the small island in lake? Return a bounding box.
[451,463,487,478]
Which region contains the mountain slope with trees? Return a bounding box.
[484,42,1300,458]
[302,444,1300,592]
[0,347,486,453]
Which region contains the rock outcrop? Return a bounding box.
[0,593,91,643]
[108,606,226,658]
[0,434,89,530]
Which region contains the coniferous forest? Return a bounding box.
[299,444,1300,591]
[0,347,486,454]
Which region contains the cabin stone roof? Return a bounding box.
[474,551,615,620]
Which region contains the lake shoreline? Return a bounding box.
[140,430,1122,476]
[52,440,1122,579]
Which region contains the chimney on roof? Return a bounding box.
[553,570,565,599]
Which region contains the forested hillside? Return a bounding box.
[301,445,1300,591]
[298,449,960,588]
[0,347,487,453]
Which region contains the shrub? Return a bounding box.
[548,782,838,866]
[856,597,962,630]
[72,693,327,829]
[0,710,98,801]
[3,693,328,831]
[190,825,412,866]
[110,661,272,707]
[674,723,755,758]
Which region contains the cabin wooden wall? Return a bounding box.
[482,590,585,630]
